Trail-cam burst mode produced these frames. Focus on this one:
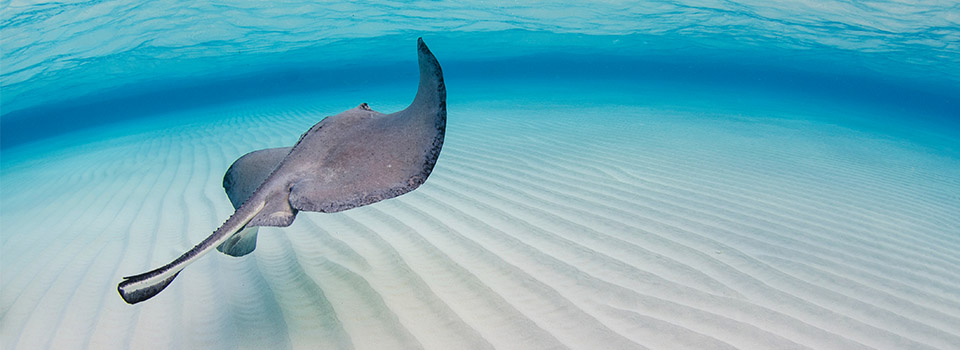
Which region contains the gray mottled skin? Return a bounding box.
[118,38,446,304]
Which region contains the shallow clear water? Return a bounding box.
[2,1,959,350]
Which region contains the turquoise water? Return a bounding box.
[2,2,960,350]
[2,1,959,149]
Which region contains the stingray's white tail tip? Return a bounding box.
[118,269,181,304]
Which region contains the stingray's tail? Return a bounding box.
[117,270,181,304]
[118,200,264,304]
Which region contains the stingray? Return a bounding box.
[118,38,445,304]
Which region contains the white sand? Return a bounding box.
[2,87,959,350]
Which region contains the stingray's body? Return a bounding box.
[118,38,445,304]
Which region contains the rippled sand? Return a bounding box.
[2,86,959,350]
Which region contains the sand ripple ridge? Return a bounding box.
[2,97,959,349]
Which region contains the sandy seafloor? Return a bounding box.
[2,78,960,350]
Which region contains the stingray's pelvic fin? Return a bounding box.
[218,147,289,256]
[217,226,259,257]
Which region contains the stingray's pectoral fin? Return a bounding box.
[217,226,259,257]
[118,200,265,304]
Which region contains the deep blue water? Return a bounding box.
[2,1,959,150]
